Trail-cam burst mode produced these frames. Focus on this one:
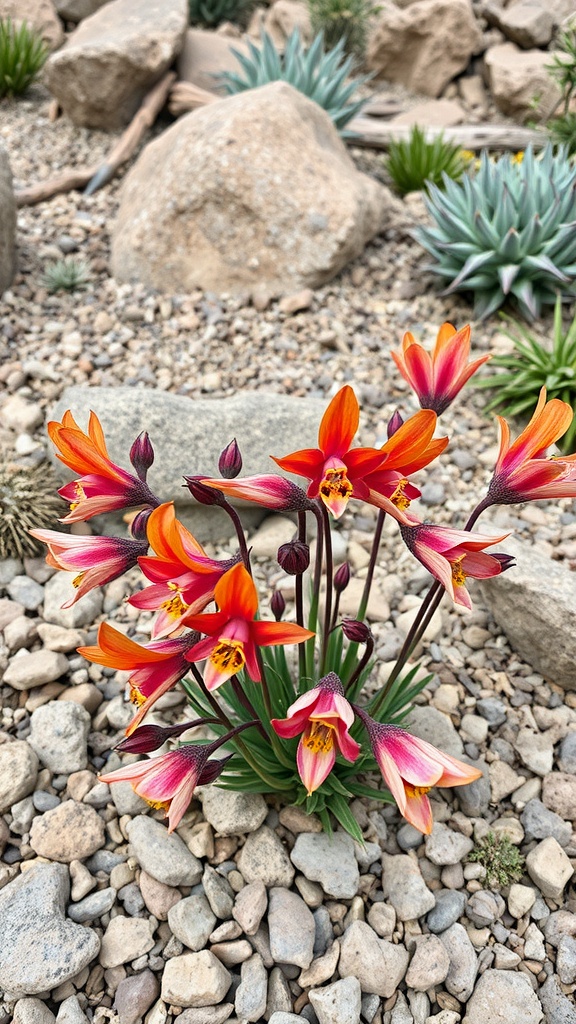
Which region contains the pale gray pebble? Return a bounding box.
[0,740,39,814]
[389,992,413,1024]
[29,701,90,774]
[338,920,409,998]
[200,786,268,835]
[55,995,89,1024]
[427,890,467,933]
[476,698,507,726]
[465,890,505,928]
[84,782,111,808]
[113,968,159,1024]
[464,969,545,1024]
[425,823,474,866]
[160,950,232,1008]
[43,571,103,629]
[361,993,380,1024]
[67,887,117,923]
[235,952,268,1022]
[266,965,293,1018]
[381,853,435,922]
[4,649,69,691]
[407,989,430,1024]
[268,887,315,969]
[0,557,24,586]
[558,732,576,774]
[439,922,478,1002]
[33,791,60,812]
[126,816,202,887]
[290,832,359,899]
[168,894,216,951]
[203,864,234,919]
[177,1007,236,1024]
[7,576,44,610]
[313,906,334,957]
[13,999,56,1024]
[521,798,572,846]
[557,935,576,985]
[407,705,464,757]
[86,850,127,873]
[309,976,361,1024]
[396,823,423,851]
[232,879,267,935]
[10,796,35,835]
[455,758,490,817]
[268,1016,308,1024]
[238,824,295,888]
[118,881,145,915]
[539,976,576,1024]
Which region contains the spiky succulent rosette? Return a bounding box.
[417,145,576,320]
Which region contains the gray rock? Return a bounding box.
[0,557,23,585]
[202,865,234,919]
[268,887,315,968]
[526,837,574,898]
[0,863,100,997]
[13,998,56,1024]
[476,698,507,726]
[557,935,576,985]
[67,887,117,922]
[238,825,295,888]
[0,140,16,294]
[4,649,69,690]
[30,801,105,862]
[338,920,409,998]
[488,0,554,49]
[126,816,203,886]
[309,976,362,1024]
[54,0,111,22]
[99,915,155,968]
[177,1008,235,1024]
[109,779,149,816]
[7,576,44,610]
[425,823,473,866]
[29,701,90,773]
[43,570,103,628]
[55,996,89,1024]
[10,795,35,835]
[465,890,505,928]
[4,614,39,653]
[269,1016,308,1024]
[381,854,436,922]
[455,758,490,817]
[168,894,216,951]
[199,787,267,835]
[539,975,576,1024]
[405,935,450,991]
[113,969,160,1024]
[290,832,359,899]
[406,706,464,756]
[558,732,576,774]
[543,910,576,948]
[0,740,39,813]
[463,968,544,1023]
[479,537,576,690]
[521,798,572,846]
[232,880,268,935]
[161,950,231,1008]
[439,922,478,1002]
[235,953,268,1022]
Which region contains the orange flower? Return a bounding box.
[392,324,489,415]
[364,409,448,515]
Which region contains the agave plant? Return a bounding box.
[476,295,576,453]
[385,125,469,196]
[220,29,368,136]
[42,257,90,294]
[188,0,252,28]
[416,145,576,321]
[0,18,47,98]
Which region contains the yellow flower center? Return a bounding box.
[144,797,170,813]
[450,556,467,587]
[210,639,246,675]
[391,479,411,510]
[302,721,335,754]
[129,685,146,707]
[161,584,188,619]
[405,784,432,799]
[320,469,353,504]
[70,482,85,511]
[72,573,85,589]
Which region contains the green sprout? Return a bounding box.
[469,832,525,889]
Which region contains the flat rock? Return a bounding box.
[30,801,106,862]
[237,825,295,888]
[338,920,409,998]
[521,798,572,847]
[13,998,56,1024]
[525,837,574,899]
[67,886,116,923]
[199,787,267,835]
[177,27,249,94]
[113,969,159,1024]
[0,0,63,49]
[486,0,554,49]
[290,832,359,899]
[29,701,90,773]
[381,853,436,921]
[0,863,100,997]
[425,824,474,866]
[268,887,315,968]
[161,950,231,1008]
[390,99,465,128]
[44,0,188,128]
[43,570,103,628]
[99,915,155,968]
[4,649,69,691]
[309,976,361,1024]
[111,81,389,296]
[406,706,464,757]
[427,890,467,933]
[126,816,202,886]
[463,968,543,1024]
[405,934,450,991]
[235,952,268,1022]
[167,894,216,951]
[0,740,39,813]
[439,922,478,1002]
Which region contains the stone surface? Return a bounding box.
[521,798,572,846]
[167,894,216,951]
[338,920,409,998]
[390,99,465,128]
[29,700,90,773]
[234,953,268,1023]
[232,880,267,935]
[99,915,155,968]
[139,870,182,920]
[44,0,188,128]
[4,649,69,690]
[0,0,64,49]
[539,975,576,1024]
[290,831,359,899]
[54,0,111,22]
[237,825,295,888]
[13,998,56,1024]
[463,968,543,1024]
[111,82,389,296]
[268,887,315,968]
[381,853,436,921]
[113,970,159,1024]
[30,801,106,862]
[126,816,203,886]
[486,0,554,49]
[0,740,39,813]
[406,705,464,757]
[67,886,116,923]
[542,771,576,821]
[199,787,267,835]
[525,837,574,899]
[425,824,474,866]
[177,27,248,94]
[43,570,103,627]
[483,43,563,124]
[367,0,482,98]
[0,863,100,997]
[309,976,362,1024]
[160,950,231,1008]
[439,923,478,1002]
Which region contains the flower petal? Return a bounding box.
[318,385,359,457]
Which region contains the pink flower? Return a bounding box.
[391,323,490,415]
[272,672,360,795]
[198,474,314,512]
[29,530,147,607]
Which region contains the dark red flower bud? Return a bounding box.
[129,508,153,541]
[219,439,243,479]
[387,410,404,438]
[130,432,155,481]
[198,754,233,785]
[185,476,229,507]
[115,719,210,754]
[492,552,515,573]
[334,561,351,593]
[277,538,310,575]
[342,618,372,643]
[271,590,286,621]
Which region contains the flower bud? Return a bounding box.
[116,720,201,754]
[130,432,155,481]
[185,476,229,507]
[333,561,351,593]
[277,538,310,575]
[129,508,152,541]
[198,753,233,785]
[271,590,286,621]
[387,410,404,438]
[342,618,372,643]
[218,439,242,479]
[492,552,515,573]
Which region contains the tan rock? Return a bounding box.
[44,0,188,128]
[484,43,563,122]
[0,0,64,50]
[30,801,105,862]
[255,0,312,47]
[54,0,111,23]
[0,141,16,296]
[111,81,389,296]
[177,28,249,95]
[367,0,483,98]
[390,99,465,128]
[486,0,554,49]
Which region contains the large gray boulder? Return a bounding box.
[0,141,16,296]
[44,0,188,128]
[111,81,390,296]
[479,536,576,691]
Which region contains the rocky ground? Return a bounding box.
[1,85,576,1024]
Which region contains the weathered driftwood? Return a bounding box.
[15,72,176,207]
[168,80,220,117]
[347,117,549,151]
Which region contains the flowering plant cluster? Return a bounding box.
[34,324,576,842]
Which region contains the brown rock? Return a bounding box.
[54,0,111,23]
[0,0,64,50]
[252,0,312,47]
[542,773,576,822]
[367,0,482,98]
[0,141,16,296]
[486,0,554,49]
[139,869,182,920]
[30,801,106,862]
[390,99,465,128]
[483,42,563,122]
[111,81,388,297]
[44,0,188,128]
[177,28,249,95]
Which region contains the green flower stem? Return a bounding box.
[306,503,324,679]
[357,509,386,621]
[189,664,235,730]
[345,633,374,694]
[231,679,268,740]
[296,510,307,680]
[320,503,333,674]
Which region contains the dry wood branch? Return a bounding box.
[347,117,549,151]
[15,71,176,207]
[168,80,220,117]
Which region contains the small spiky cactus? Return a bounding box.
[0,457,63,559]
[42,257,90,294]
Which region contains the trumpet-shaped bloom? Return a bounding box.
[391,323,490,416]
[361,716,482,833]
[30,529,147,607]
[272,672,360,795]
[78,622,199,735]
[48,410,157,523]
[198,475,314,512]
[400,522,511,609]
[100,746,230,832]
[128,503,240,638]
[364,410,448,514]
[185,563,313,691]
[486,388,576,505]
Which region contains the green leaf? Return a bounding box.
[329,794,364,843]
